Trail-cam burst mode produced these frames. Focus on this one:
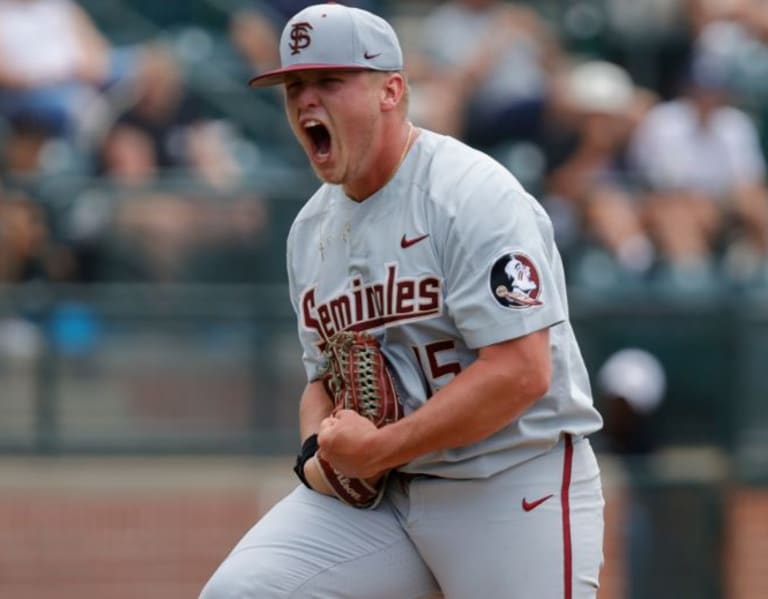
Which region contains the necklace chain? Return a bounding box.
[384,122,416,188]
[348,122,417,200]
[398,123,415,168]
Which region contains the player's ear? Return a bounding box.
[379,72,405,113]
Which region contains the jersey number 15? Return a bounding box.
[412,340,461,398]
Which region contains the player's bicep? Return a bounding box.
[476,327,551,400]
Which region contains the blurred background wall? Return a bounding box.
[1,0,768,597]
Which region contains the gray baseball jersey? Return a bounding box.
[287,128,602,478]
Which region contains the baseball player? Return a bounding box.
[201,4,604,598]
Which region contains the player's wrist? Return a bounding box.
[293,433,319,489]
[293,435,337,496]
[366,422,409,474]
[303,455,336,495]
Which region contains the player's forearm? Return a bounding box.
[298,380,333,441]
[297,382,340,496]
[299,381,385,495]
[373,331,552,472]
[373,367,541,469]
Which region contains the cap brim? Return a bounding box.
[249,63,371,87]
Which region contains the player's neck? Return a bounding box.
[344,121,417,202]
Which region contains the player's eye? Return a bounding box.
[320,77,343,87]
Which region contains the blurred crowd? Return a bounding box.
[2,0,768,290]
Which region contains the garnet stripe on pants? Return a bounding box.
[561,433,574,599]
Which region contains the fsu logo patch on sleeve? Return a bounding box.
[489,252,543,308]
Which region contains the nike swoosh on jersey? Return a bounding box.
[522,494,554,512]
[364,51,381,59]
[400,233,429,248]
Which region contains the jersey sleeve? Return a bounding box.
[286,217,327,383]
[434,156,567,349]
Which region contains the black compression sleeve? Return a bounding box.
[293,433,319,489]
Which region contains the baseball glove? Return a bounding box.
[316,330,402,508]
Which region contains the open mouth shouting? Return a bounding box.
[303,119,333,165]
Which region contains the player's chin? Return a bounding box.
[308,157,343,184]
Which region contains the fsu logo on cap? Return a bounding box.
[289,22,313,55]
[489,252,542,308]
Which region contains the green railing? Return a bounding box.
[1,283,766,471]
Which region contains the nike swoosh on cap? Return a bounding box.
[364,51,381,59]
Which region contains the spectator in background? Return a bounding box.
[70,45,256,283]
[257,0,384,23]
[184,120,244,190]
[687,0,768,43]
[98,123,159,187]
[227,1,383,82]
[0,115,53,177]
[106,193,201,282]
[595,347,668,599]
[66,123,163,282]
[0,182,99,357]
[186,194,274,284]
[228,6,280,81]
[401,38,467,139]
[0,190,78,283]
[112,47,192,173]
[685,0,768,139]
[596,347,667,456]
[543,60,657,286]
[0,0,144,151]
[413,0,563,149]
[600,0,691,100]
[105,46,245,190]
[628,55,768,286]
[104,192,270,284]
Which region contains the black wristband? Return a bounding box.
[293,433,319,489]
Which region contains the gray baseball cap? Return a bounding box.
[248,3,403,87]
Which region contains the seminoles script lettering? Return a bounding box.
[302,264,442,340]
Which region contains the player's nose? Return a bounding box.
[290,83,321,111]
